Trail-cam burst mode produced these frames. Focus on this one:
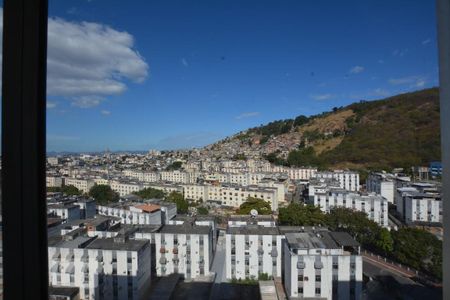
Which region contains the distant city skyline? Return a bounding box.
[36,1,439,151]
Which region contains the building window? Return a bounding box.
[316,275,321,282]
[315,287,321,295]
[298,275,303,281]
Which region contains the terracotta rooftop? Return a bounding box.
[134,204,161,213]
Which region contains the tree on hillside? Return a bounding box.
[166,161,183,171]
[134,187,166,199]
[278,203,326,226]
[166,191,189,214]
[294,115,308,127]
[287,147,322,167]
[89,184,119,205]
[237,197,272,215]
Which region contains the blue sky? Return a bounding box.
[44,0,439,151]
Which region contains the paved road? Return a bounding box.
[209,233,226,299]
[362,260,442,300]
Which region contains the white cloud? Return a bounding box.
[71,96,105,108]
[349,66,364,74]
[101,110,111,115]
[422,39,431,45]
[310,93,333,101]
[235,112,260,120]
[181,58,189,67]
[388,75,426,88]
[0,8,149,108]
[47,101,57,109]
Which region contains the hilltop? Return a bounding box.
[207,88,441,170]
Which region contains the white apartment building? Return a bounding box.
[65,178,96,194]
[47,176,63,187]
[48,234,152,300]
[396,188,442,224]
[283,230,362,300]
[48,204,81,221]
[160,170,190,184]
[366,172,396,203]
[284,167,317,180]
[98,203,162,225]
[154,224,213,279]
[182,184,279,211]
[47,157,60,166]
[123,170,160,183]
[310,188,389,227]
[206,172,268,186]
[225,225,284,280]
[314,171,360,191]
[109,181,146,197]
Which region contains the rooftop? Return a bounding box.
[134,204,161,213]
[227,225,280,235]
[86,237,149,252]
[285,231,339,250]
[159,223,212,235]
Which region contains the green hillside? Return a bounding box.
[320,88,440,170]
[229,88,441,171]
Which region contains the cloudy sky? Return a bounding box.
[11,0,440,151]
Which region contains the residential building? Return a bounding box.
[225,225,284,280]
[283,229,362,300]
[98,203,162,225]
[154,223,213,279]
[65,178,96,194]
[313,171,360,192]
[308,187,389,228]
[48,233,152,300]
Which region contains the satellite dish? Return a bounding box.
[250,209,258,218]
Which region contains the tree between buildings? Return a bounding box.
[88,184,119,205]
[237,197,272,215]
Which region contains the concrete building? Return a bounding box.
[283,229,362,300]
[309,187,389,228]
[98,203,162,225]
[47,176,63,187]
[47,157,60,166]
[313,171,360,192]
[183,183,279,211]
[48,204,81,222]
[225,225,284,280]
[65,178,96,194]
[48,233,152,300]
[366,172,411,204]
[153,223,214,280]
[396,188,442,224]
[366,173,395,204]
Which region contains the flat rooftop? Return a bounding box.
[227,225,280,235]
[86,237,149,252]
[285,231,338,250]
[159,224,212,235]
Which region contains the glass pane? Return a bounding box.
[45,1,442,300]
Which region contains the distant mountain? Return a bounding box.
[208,88,441,170]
